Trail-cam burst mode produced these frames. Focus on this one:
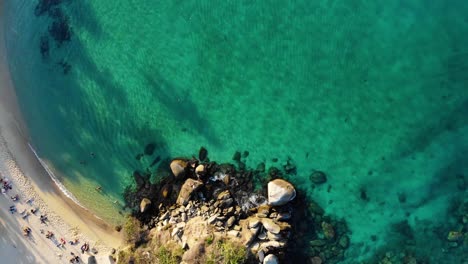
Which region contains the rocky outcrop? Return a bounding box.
[176,178,203,205]
[140,198,152,213]
[267,179,296,206]
[170,159,188,179]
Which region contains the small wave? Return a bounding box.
[27,143,91,212]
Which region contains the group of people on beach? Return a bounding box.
[1,174,92,263]
[1,177,13,193]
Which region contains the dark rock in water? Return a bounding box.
[310,239,327,247]
[256,162,266,172]
[135,153,144,160]
[338,235,349,249]
[199,147,208,161]
[34,0,62,16]
[57,59,71,74]
[242,151,249,158]
[149,156,161,167]
[360,188,369,201]
[39,35,49,58]
[272,158,278,163]
[144,143,156,156]
[133,171,145,188]
[232,151,241,162]
[48,9,72,47]
[310,171,327,184]
[308,200,325,215]
[398,192,406,203]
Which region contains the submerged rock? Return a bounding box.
[140,198,152,213]
[310,171,327,184]
[267,179,296,206]
[144,143,156,155]
[170,159,188,179]
[198,147,208,161]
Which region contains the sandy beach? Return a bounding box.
[0,2,122,263]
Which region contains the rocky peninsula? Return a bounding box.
[118,148,350,263]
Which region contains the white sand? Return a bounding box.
[0,3,123,263]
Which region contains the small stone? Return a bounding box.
[170,159,188,179]
[310,256,322,264]
[258,231,267,240]
[201,205,209,213]
[309,171,327,184]
[263,253,279,264]
[226,216,236,228]
[208,214,219,224]
[159,211,169,221]
[321,222,335,240]
[257,213,268,218]
[227,230,240,237]
[217,190,231,201]
[139,198,152,213]
[310,240,327,247]
[276,212,291,221]
[261,218,281,234]
[257,162,266,172]
[181,213,187,222]
[267,231,282,241]
[258,250,265,262]
[233,225,241,231]
[248,217,261,228]
[195,165,205,177]
[232,151,241,161]
[309,200,325,215]
[447,231,463,241]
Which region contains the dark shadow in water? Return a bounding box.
[26,33,172,199]
[405,151,467,210]
[67,1,105,39]
[142,70,221,147]
[391,99,468,159]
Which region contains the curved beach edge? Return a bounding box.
[0,2,123,263]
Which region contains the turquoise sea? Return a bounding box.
[3,0,468,262]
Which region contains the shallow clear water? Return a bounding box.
[3,0,468,262]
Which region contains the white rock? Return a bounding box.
[263,254,279,264]
[267,179,296,206]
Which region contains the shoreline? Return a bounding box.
[0,2,122,263]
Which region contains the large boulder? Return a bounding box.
[177,178,203,205]
[263,254,278,264]
[267,179,296,206]
[140,198,152,213]
[170,159,188,179]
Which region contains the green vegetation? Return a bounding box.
[206,239,248,264]
[123,215,144,244]
[157,244,184,264]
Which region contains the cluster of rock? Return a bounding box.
[142,167,296,264]
[124,148,350,263]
